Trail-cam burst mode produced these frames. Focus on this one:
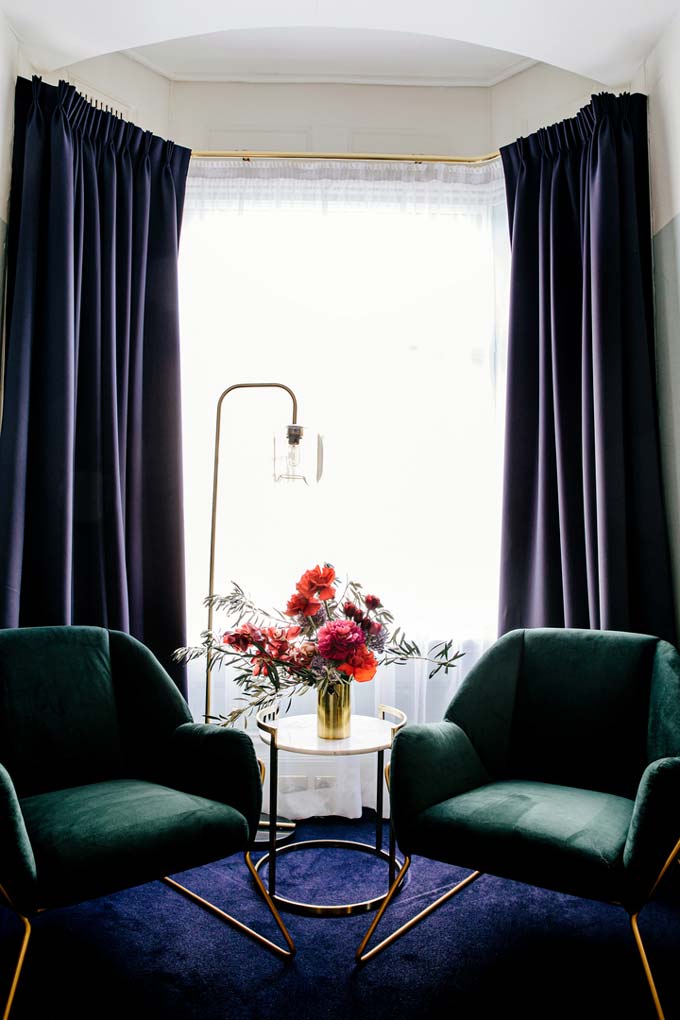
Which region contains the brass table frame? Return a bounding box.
[255,704,408,917]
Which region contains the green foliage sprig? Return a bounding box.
[174,566,464,727]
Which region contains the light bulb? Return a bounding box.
[286,442,301,469]
[273,424,317,484]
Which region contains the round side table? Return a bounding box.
[255,704,408,917]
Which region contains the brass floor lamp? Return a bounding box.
[205,382,320,844]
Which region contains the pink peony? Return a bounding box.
[317,619,365,661]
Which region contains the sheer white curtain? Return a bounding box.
[178,157,509,818]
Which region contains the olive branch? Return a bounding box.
[174,578,464,727]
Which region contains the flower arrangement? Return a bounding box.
[176,563,463,727]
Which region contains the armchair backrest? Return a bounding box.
[446,628,680,799]
[0,627,123,795]
[509,629,656,797]
[0,626,191,796]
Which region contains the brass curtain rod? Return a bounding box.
[190,149,500,164]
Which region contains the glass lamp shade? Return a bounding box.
[273,426,323,484]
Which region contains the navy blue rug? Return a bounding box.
[3,811,680,1019]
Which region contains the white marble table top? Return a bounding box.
[257,713,401,756]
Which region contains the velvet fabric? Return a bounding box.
[4,811,679,1020]
[165,724,262,841]
[0,626,261,916]
[624,757,680,908]
[390,722,490,839]
[108,628,192,779]
[0,764,36,912]
[443,629,523,775]
[648,638,680,760]
[0,626,122,796]
[508,628,655,798]
[391,628,680,913]
[0,76,191,691]
[20,780,249,910]
[412,781,633,905]
[498,93,676,645]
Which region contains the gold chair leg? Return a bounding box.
[356,858,482,964]
[162,852,295,959]
[630,912,665,1020]
[2,914,31,1020]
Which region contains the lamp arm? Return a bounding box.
[205,383,299,723]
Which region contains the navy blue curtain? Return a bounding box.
[0,76,191,691]
[499,92,676,645]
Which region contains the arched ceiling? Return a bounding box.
[128,29,536,88]
[3,0,680,85]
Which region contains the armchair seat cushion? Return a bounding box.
[20,779,250,911]
[411,780,634,904]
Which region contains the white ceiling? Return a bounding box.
[3,0,680,86]
[127,28,535,87]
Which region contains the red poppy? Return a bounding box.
[223,621,263,652]
[297,564,336,600]
[338,644,378,682]
[251,654,270,677]
[223,631,249,652]
[285,591,322,617]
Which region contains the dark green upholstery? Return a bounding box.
[410,781,633,904]
[391,628,680,914]
[0,627,123,796]
[20,780,249,910]
[0,626,262,916]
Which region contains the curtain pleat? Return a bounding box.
[499,92,676,644]
[0,76,191,689]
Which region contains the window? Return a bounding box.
[178,157,509,814]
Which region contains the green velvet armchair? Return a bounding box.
[0,625,295,1019]
[357,628,680,1020]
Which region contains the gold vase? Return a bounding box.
[317,683,351,739]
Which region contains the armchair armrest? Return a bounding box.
[163,724,263,842]
[0,763,37,914]
[391,721,490,851]
[623,756,680,910]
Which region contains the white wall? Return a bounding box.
[631,15,680,234]
[167,66,606,157]
[169,80,492,155]
[41,51,612,158]
[491,62,608,150]
[0,48,170,175]
[629,12,680,634]
[0,13,27,411]
[0,40,171,219]
[51,51,171,139]
[0,11,20,222]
